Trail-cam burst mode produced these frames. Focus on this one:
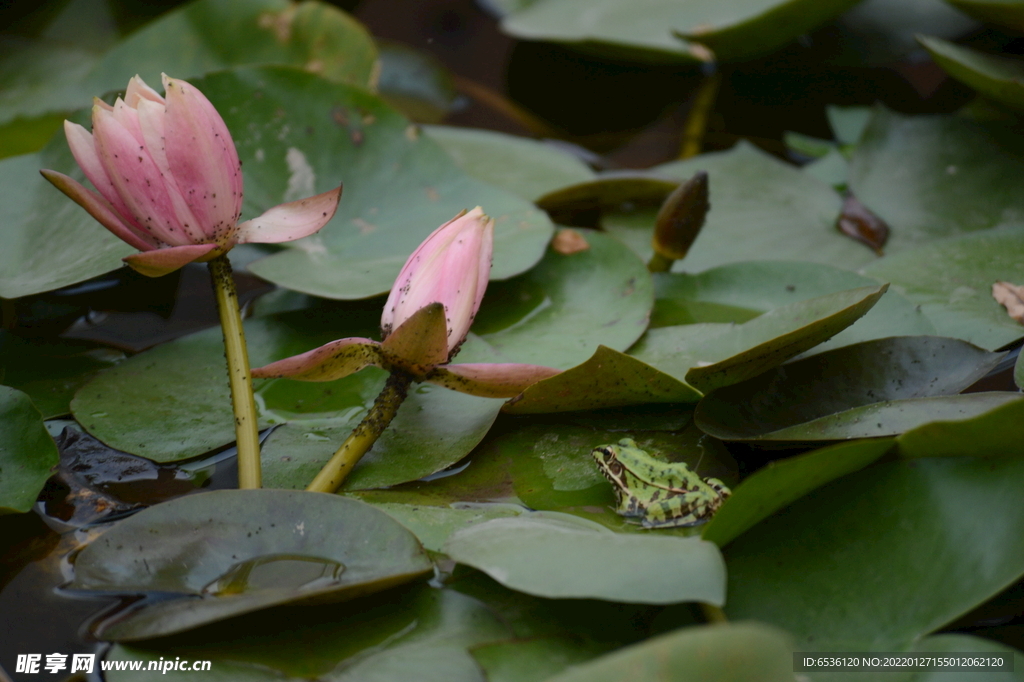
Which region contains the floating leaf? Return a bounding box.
[896,396,1024,458]
[827,105,873,146]
[377,42,458,124]
[540,622,795,682]
[701,438,895,547]
[70,490,433,640]
[862,226,1024,350]
[992,280,1024,325]
[504,345,702,414]
[472,637,612,682]
[724,457,1024,652]
[500,0,860,63]
[106,586,509,680]
[695,336,1007,442]
[848,107,1024,255]
[425,125,596,201]
[651,260,934,353]
[445,516,726,605]
[920,35,1024,113]
[910,634,1024,682]
[603,143,875,273]
[0,386,59,514]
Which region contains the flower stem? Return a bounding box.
[647,252,675,273]
[306,372,413,493]
[700,602,728,624]
[208,254,261,489]
[679,71,721,160]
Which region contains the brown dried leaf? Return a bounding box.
[993,281,1024,325]
[551,228,591,254]
[836,194,889,255]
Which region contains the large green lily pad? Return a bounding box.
[0,386,59,514]
[500,0,860,63]
[105,586,509,680]
[695,336,1007,442]
[632,285,887,394]
[650,261,935,352]
[862,226,1024,350]
[896,396,1024,457]
[541,622,795,682]
[848,108,1024,255]
[724,457,1024,655]
[701,438,895,548]
[602,143,876,273]
[445,516,726,605]
[920,35,1024,112]
[70,490,432,640]
[425,125,596,201]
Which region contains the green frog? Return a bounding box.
[591,438,731,529]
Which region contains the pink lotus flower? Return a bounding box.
[41,74,342,277]
[253,208,559,398]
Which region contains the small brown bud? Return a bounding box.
[651,171,710,268]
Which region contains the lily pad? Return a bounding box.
[375,41,459,124]
[500,0,860,63]
[896,396,1024,457]
[207,66,552,299]
[651,260,935,353]
[945,0,1024,31]
[0,386,59,514]
[632,285,887,394]
[425,125,596,201]
[910,634,1024,682]
[724,456,1024,653]
[602,142,876,273]
[105,586,509,680]
[920,36,1024,112]
[848,107,1024,254]
[444,516,726,605]
[540,622,795,682]
[472,637,612,682]
[695,336,1009,442]
[504,345,702,414]
[69,489,433,640]
[701,438,895,547]
[862,226,1024,350]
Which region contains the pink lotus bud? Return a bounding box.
[381,207,494,357]
[41,74,341,277]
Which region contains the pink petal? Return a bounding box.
[40,170,159,251]
[426,363,560,398]
[162,75,243,243]
[124,75,164,107]
[123,243,220,277]
[92,105,191,246]
[64,119,136,227]
[235,185,342,244]
[380,303,449,369]
[251,338,383,381]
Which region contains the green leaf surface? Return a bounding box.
[651,261,935,353]
[70,489,433,640]
[724,457,1024,653]
[464,230,653,369]
[602,143,875,273]
[106,586,509,680]
[376,41,458,124]
[1016,349,1024,389]
[0,333,123,418]
[500,0,860,63]
[920,36,1024,112]
[425,125,596,201]
[633,285,887,394]
[472,637,612,682]
[701,438,895,548]
[504,345,702,414]
[827,105,874,146]
[695,336,1008,442]
[540,622,795,682]
[210,66,552,299]
[0,386,59,514]
[848,108,1024,254]
[803,149,850,189]
[862,226,1024,350]
[445,516,727,605]
[909,635,1024,682]
[896,396,1024,457]
[945,0,1024,31]
[367,502,529,553]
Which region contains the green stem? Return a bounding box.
[306,372,413,493]
[700,602,728,624]
[208,254,261,489]
[647,252,675,273]
[679,71,722,160]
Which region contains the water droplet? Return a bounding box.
[91,412,108,418]
[303,432,330,442]
[201,554,345,596]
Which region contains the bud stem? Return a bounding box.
[647,252,676,273]
[679,71,721,160]
[306,371,413,493]
[700,602,728,623]
[208,254,262,489]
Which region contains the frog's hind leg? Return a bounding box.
[640,499,708,529]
